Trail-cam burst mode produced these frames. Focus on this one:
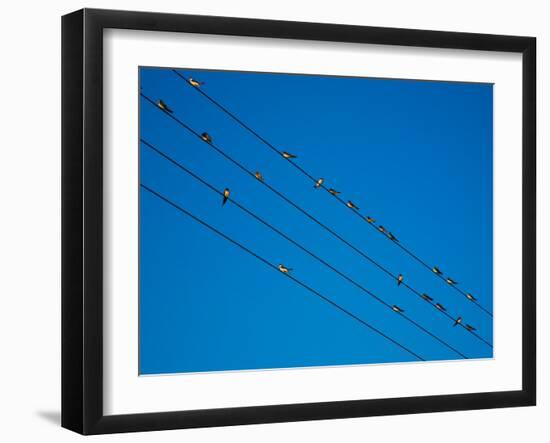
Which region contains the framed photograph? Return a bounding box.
[62,8,536,435]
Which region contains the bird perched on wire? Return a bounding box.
[465,324,476,332]
[392,305,404,313]
[328,188,340,196]
[314,178,324,189]
[188,78,204,87]
[432,266,442,275]
[346,201,359,210]
[201,132,212,143]
[453,316,463,327]
[466,293,477,301]
[282,151,297,159]
[157,100,173,113]
[446,277,458,285]
[278,264,292,274]
[435,303,446,311]
[388,232,399,242]
[421,293,433,302]
[222,188,230,206]
[397,274,404,286]
[366,216,376,224]
[254,171,264,182]
[378,225,387,234]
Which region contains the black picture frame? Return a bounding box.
[62,8,536,435]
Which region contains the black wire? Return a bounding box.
[140,182,426,362]
[172,69,493,318]
[141,138,469,359]
[140,92,493,350]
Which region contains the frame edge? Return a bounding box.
[521,36,536,406]
[61,8,85,435]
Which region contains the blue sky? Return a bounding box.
[139,67,493,375]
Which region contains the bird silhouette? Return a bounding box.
[432,266,442,275]
[466,293,477,301]
[201,132,212,143]
[465,324,476,332]
[446,277,458,285]
[254,171,264,182]
[421,293,433,302]
[453,316,463,327]
[388,232,399,242]
[278,264,292,274]
[157,100,173,113]
[189,78,204,87]
[346,201,359,210]
[222,188,230,206]
[392,305,404,313]
[314,178,324,188]
[378,225,387,234]
[435,303,446,311]
[366,216,376,224]
[397,274,404,286]
[328,188,340,196]
[282,151,297,159]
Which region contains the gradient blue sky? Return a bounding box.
[139,67,493,375]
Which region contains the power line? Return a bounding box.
[140,182,426,362]
[141,138,469,359]
[140,92,492,349]
[172,69,493,318]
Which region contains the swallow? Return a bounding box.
[465,324,476,332]
[222,188,230,206]
[378,225,386,234]
[282,151,297,159]
[201,132,212,143]
[466,293,477,301]
[189,78,204,87]
[446,277,458,285]
[254,171,264,182]
[397,274,404,286]
[278,264,292,274]
[347,201,359,210]
[453,316,463,327]
[388,232,399,242]
[157,100,173,113]
[432,266,442,275]
[314,178,324,188]
[366,216,376,224]
[435,303,446,311]
[328,188,340,196]
[421,293,433,302]
[392,305,404,313]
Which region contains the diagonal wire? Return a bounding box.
[140,182,426,362]
[172,68,493,318]
[141,138,469,359]
[140,91,493,349]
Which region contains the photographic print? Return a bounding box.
[62,10,536,433]
[138,67,494,375]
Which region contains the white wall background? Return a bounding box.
[0,0,546,441]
